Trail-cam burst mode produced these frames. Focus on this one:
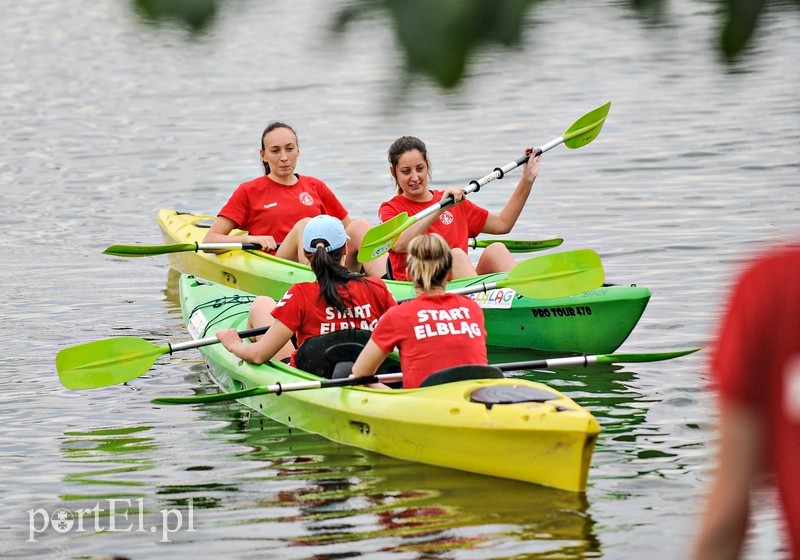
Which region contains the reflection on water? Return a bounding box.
[61,425,155,497]
[204,408,599,558]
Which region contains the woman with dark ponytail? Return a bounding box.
[350,233,488,388]
[203,122,387,277]
[380,135,541,281]
[216,215,396,367]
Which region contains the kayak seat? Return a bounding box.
[294,329,373,380]
[420,364,504,387]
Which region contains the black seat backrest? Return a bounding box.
[294,329,373,379]
[419,364,504,387]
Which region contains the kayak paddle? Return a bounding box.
[150,348,702,405]
[492,347,701,371]
[103,238,561,258]
[56,249,603,390]
[357,101,611,263]
[152,373,406,404]
[468,237,563,253]
[104,241,267,257]
[56,327,268,390]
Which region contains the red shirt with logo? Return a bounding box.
[271,276,397,367]
[711,244,800,557]
[378,190,489,281]
[369,293,487,388]
[219,174,349,243]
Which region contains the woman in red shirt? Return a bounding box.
[350,233,488,389]
[216,215,396,367]
[380,136,542,281]
[203,122,387,277]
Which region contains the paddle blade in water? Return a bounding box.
[563,101,611,149]
[103,243,196,257]
[503,249,604,300]
[56,337,170,389]
[594,347,702,363]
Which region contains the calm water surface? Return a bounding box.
[1,1,798,558]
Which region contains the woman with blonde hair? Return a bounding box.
[351,233,488,388]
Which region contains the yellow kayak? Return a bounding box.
[178,273,600,491]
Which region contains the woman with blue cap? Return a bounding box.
[216,215,397,368]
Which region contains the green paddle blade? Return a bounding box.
[104,243,196,257]
[153,385,272,405]
[594,347,702,363]
[563,101,611,149]
[56,337,170,390]
[500,249,604,300]
[357,212,413,263]
[470,237,564,253]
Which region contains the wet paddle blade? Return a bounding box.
[153,385,272,405]
[104,243,196,257]
[594,347,702,363]
[56,337,170,390]
[563,101,611,149]
[501,249,604,300]
[471,237,564,253]
[357,212,413,263]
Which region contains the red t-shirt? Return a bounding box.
[711,244,800,557]
[379,190,489,281]
[218,174,349,243]
[369,293,487,388]
[271,276,397,367]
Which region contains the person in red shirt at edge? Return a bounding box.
[215,215,396,367]
[202,121,387,278]
[692,244,800,560]
[350,233,488,389]
[379,135,542,281]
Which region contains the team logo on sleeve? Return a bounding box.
[439,211,454,225]
[299,192,314,206]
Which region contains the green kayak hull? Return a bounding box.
[177,273,600,491]
[159,208,650,354]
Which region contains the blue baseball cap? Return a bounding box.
[302,215,349,253]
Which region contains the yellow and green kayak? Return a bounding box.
[177,273,600,491]
[158,208,650,354]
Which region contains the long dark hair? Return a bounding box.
[387,135,432,195]
[260,121,298,175]
[306,244,364,314]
